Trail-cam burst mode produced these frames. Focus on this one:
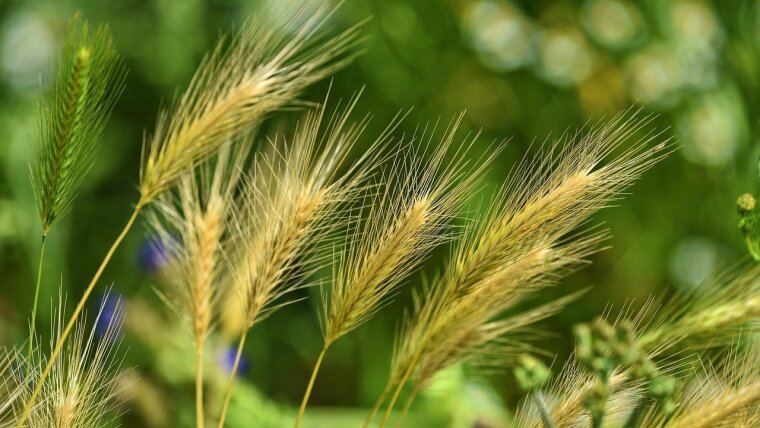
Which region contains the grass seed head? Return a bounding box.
[138,3,362,203]
[32,14,125,235]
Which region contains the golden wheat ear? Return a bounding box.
[373,113,670,427]
[147,140,249,428]
[19,290,126,428]
[149,140,249,347]
[218,94,388,428]
[139,2,363,203]
[292,115,495,428]
[0,349,24,428]
[226,93,379,331]
[637,338,760,428]
[513,359,645,428]
[638,263,760,354]
[323,114,494,347]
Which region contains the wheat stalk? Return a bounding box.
[149,142,248,428]
[371,114,669,427]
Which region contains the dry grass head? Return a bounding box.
[149,141,249,350]
[32,13,125,235]
[639,263,760,354]
[322,115,492,346]
[639,339,760,428]
[514,360,643,428]
[390,113,670,392]
[21,291,126,428]
[0,349,23,428]
[226,95,382,332]
[139,2,362,203]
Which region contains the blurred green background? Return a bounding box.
[0,0,758,426]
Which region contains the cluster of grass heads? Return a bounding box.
[7,3,760,428]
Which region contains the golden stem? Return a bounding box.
[196,345,205,428]
[379,367,413,428]
[16,202,143,427]
[394,387,418,428]
[216,332,248,428]
[364,380,394,428]
[294,343,330,428]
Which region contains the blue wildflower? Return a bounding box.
[138,236,172,273]
[220,345,249,376]
[94,292,125,341]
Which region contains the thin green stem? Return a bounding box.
[531,390,556,428]
[364,378,393,428]
[196,345,205,428]
[16,202,144,427]
[27,235,47,367]
[294,343,329,428]
[217,331,248,428]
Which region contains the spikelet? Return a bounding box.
[32,14,125,235]
[389,114,669,394]
[322,117,490,346]
[0,349,23,428]
[228,95,381,331]
[514,361,642,428]
[639,263,760,353]
[149,141,248,349]
[138,3,361,203]
[516,295,712,428]
[20,293,125,428]
[639,340,760,428]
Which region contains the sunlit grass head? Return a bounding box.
[21,291,126,428]
[138,3,362,203]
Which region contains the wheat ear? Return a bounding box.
[0,349,23,428]
[296,116,490,428]
[149,142,248,428]
[514,364,640,428]
[217,95,382,428]
[32,13,125,235]
[20,290,125,428]
[634,339,760,428]
[373,114,669,427]
[138,3,361,203]
[28,13,125,368]
[639,263,760,353]
[539,263,760,428]
[16,5,357,425]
